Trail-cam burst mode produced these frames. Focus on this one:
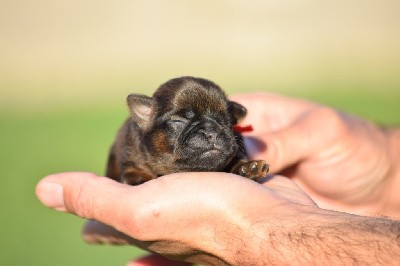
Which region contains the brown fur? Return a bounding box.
[106,76,269,185]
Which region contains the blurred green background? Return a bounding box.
[1,1,399,265]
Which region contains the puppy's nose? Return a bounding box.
[204,132,218,142]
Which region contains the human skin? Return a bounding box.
[232,93,400,218]
[36,172,400,265]
[35,93,400,265]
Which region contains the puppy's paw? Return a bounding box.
[236,160,270,181]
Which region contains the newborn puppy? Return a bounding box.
[106,76,269,185]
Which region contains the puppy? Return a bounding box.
[106,76,269,185]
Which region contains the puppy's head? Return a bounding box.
[127,76,246,174]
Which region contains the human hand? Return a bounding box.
[35,172,316,265]
[232,93,400,218]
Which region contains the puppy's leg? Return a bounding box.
[105,145,121,182]
[230,160,270,182]
[121,167,157,186]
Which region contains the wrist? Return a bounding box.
[262,205,400,264]
[244,203,328,265]
[260,205,334,264]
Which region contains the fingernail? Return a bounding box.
[36,181,67,212]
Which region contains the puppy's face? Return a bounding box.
[127,77,246,174]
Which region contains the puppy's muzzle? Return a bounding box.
[198,120,224,141]
[204,131,218,143]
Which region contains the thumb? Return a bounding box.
[247,109,335,173]
[35,172,143,239]
[265,126,315,172]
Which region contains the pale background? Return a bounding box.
[1,0,399,111]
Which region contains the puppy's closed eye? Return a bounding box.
[106,76,269,185]
[169,115,189,124]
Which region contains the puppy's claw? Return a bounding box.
[250,163,258,173]
[239,166,247,177]
[233,160,270,182]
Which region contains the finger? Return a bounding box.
[264,126,314,172]
[247,107,339,172]
[127,254,192,266]
[231,93,317,133]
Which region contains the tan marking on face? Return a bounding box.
[152,130,170,153]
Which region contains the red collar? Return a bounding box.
[233,124,254,133]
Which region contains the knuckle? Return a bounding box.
[314,107,349,136]
[64,173,101,219]
[70,181,95,219]
[317,107,341,124]
[314,107,339,121]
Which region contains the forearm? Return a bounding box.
[260,205,400,265]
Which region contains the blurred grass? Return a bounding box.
[0,86,399,265]
[0,106,145,265]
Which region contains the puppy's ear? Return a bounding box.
[229,101,247,124]
[127,94,154,129]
